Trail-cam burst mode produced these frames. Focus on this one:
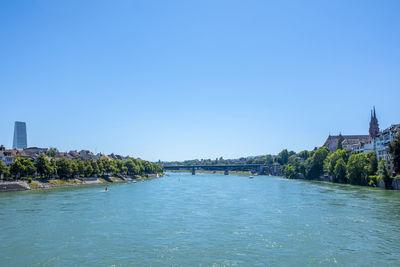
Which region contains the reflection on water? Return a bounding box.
[1,172,400,266]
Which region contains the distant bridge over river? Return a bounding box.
[163,164,264,175]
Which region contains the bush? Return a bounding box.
[367,175,379,187]
[282,165,297,179]
[28,182,41,189]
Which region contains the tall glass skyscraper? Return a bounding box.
[13,121,27,149]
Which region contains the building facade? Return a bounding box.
[342,137,374,154]
[373,124,400,174]
[324,134,371,152]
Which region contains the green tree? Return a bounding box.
[56,158,73,179]
[36,154,52,178]
[47,147,58,157]
[297,162,306,178]
[333,158,347,183]
[10,158,26,179]
[76,159,85,177]
[84,160,93,177]
[305,147,330,179]
[116,160,127,175]
[137,161,145,175]
[246,158,254,164]
[283,165,297,179]
[71,161,79,178]
[298,150,310,160]
[378,159,392,189]
[143,161,155,174]
[324,149,348,178]
[104,160,117,175]
[366,151,378,175]
[253,156,266,165]
[49,158,57,178]
[276,149,289,165]
[388,133,400,174]
[0,161,10,178]
[265,155,274,166]
[287,155,300,167]
[125,158,140,176]
[101,158,111,174]
[24,159,36,177]
[133,165,141,175]
[154,163,163,173]
[346,153,369,185]
[96,158,104,175]
[90,160,100,176]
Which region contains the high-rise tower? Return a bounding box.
[369,107,379,138]
[13,121,27,149]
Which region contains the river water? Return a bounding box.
[1,172,400,266]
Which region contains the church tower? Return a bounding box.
[369,107,379,138]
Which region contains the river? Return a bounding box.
[1,172,400,266]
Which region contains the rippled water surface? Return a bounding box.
[1,172,400,266]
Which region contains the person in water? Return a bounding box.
[105,185,108,192]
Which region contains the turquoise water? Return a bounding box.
[1,172,400,266]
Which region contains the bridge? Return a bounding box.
[163,164,264,175]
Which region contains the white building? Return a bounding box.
[342,138,374,154]
[373,124,400,174]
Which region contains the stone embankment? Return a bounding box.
[0,181,31,192]
[377,178,400,190]
[316,174,400,191]
[392,178,400,190]
[0,173,163,192]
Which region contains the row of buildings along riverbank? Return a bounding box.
[0,122,163,182]
[323,107,400,175]
[1,121,135,166]
[0,145,131,166]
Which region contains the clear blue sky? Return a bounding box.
[1,0,399,161]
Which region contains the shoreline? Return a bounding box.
[0,173,163,193]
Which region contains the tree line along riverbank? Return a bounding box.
[280,140,400,190]
[0,154,163,192]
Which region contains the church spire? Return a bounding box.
[369,106,379,138]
